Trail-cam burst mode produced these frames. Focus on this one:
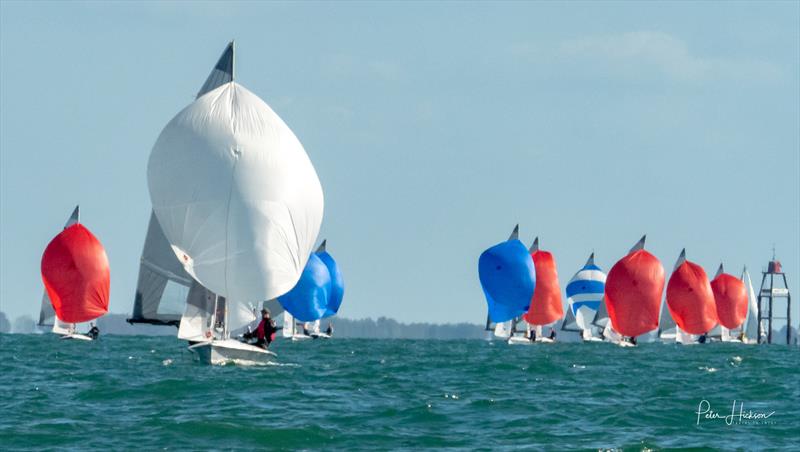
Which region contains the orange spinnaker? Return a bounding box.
[666,261,717,335]
[523,250,563,325]
[710,273,747,330]
[41,224,110,323]
[605,250,664,337]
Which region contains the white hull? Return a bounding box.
[583,337,603,342]
[617,341,635,347]
[60,333,93,341]
[291,334,312,342]
[507,335,555,345]
[311,333,331,339]
[188,339,276,365]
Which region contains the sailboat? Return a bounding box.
[562,252,606,342]
[710,263,748,342]
[665,249,717,345]
[513,238,563,345]
[280,311,311,341]
[142,42,323,364]
[741,267,760,344]
[39,206,84,337]
[478,225,536,340]
[604,235,665,346]
[40,206,110,341]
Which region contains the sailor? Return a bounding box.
[87,323,99,340]
[548,328,556,341]
[247,309,277,349]
[629,336,637,346]
[326,322,333,336]
[698,332,708,344]
[303,323,310,336]
[529,328,536,342]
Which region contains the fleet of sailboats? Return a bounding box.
[478,229,768,347]
[28,43,780,359]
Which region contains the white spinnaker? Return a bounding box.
[148,82,324,303]
[742,267,759,343]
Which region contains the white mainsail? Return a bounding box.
[147,47,324,303]
[742,267,759,344]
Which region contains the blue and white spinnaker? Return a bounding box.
[562,253,606,338]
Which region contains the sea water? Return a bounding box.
[1,334,797,450]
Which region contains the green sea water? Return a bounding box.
[1,334,797,450]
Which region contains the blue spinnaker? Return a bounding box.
[478,239,535,323]
[278,254,331,322]
[317,250,344,317]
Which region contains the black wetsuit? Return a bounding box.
[88,327,99,340]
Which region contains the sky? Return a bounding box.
[1,1,798,327]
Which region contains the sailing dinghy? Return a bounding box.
[665,249,717,345]
[710,263,748,343]
[40,206,110,341]
[144,42,323,364]
[604,235,665,346]
[514,238,562,344]
[562,252,606,342]
[478,225,536,342]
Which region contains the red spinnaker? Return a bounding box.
[710,273,747,330]
[41,224,110,323]
[523,250,563,325]
[605,250,664,337]
[666,261,717,334]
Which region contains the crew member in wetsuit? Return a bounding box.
[326,322,333,336]
[630,336,637,346]
[246,309,277,349]
[87,323,99,340]
[549,328,556,341]
[529,328,536,342]
[303,323,310,336]
[698,332,707,344]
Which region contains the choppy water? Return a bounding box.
[1,334,798,450]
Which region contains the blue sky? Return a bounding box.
[1,1,798,325]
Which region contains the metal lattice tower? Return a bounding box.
[756,249,792,344]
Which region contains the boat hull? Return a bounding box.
[60,333,93,341]
[188,339,277,365]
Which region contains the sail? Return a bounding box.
[41,224,110,323]
[147,79,324,302]
[278,254,331,322]
[197,42,234,98]
[132,44,238,325]
[665,249,717,335]
[493,321,511,338]
[39,206,81,327]
[605,236,664,337]
[742,267,759,342]
[316,240,344,317]
[561,309,580,332]
[522,241,563,326]
[478,226,535,323]
[710,265,748,330]
[177,282,216,341]
[592,297,610,328]
[657,295,677,337]
[130,213,193,325]
[282,311,295,337]
[565,253,606,332]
